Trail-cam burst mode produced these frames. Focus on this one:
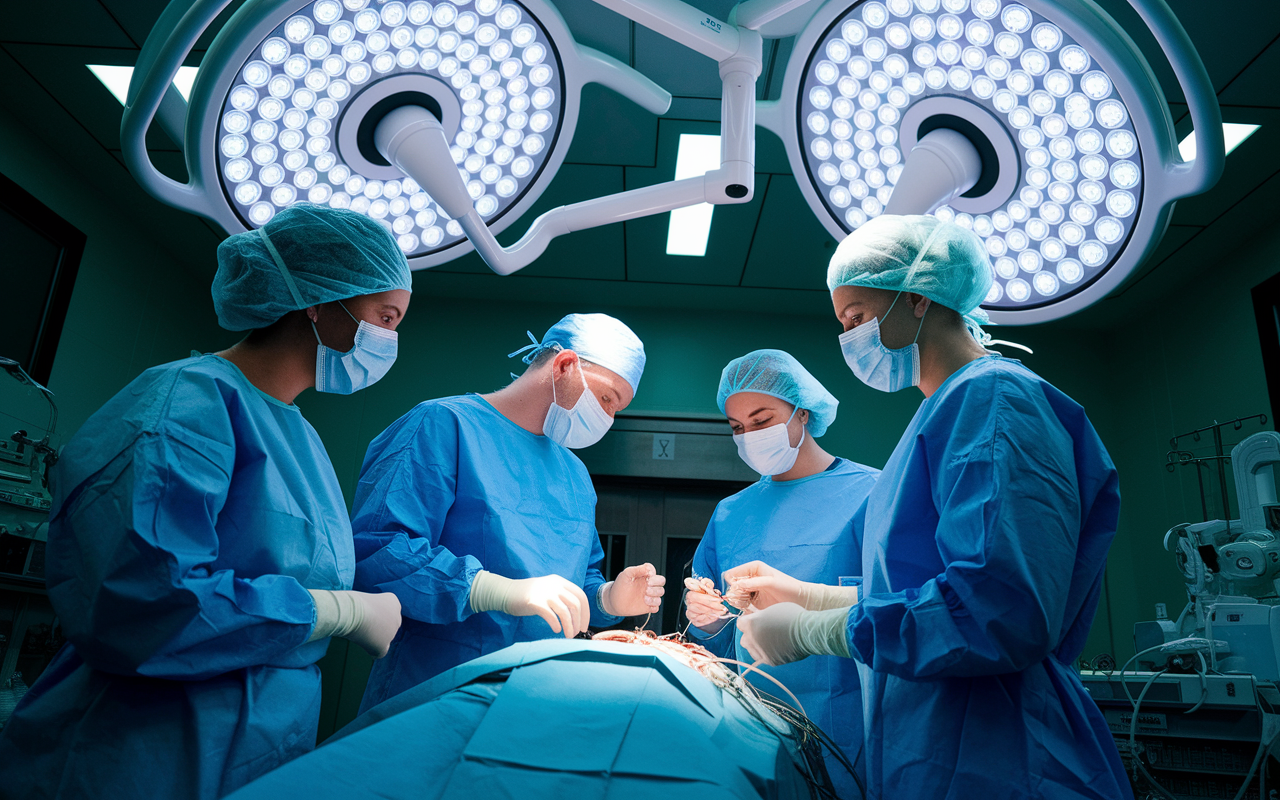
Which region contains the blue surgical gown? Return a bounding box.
[690,458,878,798]
[0,355,352,799]
[351,394,620,712]
[846,355,1129,799]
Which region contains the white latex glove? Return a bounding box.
[307,589,403,659]
[738,603,852,666]
[469,570,591,638]
[722,560,860,611]
[685,588,730,629]
[600,563,666,617]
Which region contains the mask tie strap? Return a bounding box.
[259,228,323,346]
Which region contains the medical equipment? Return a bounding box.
[224,638,849,800]
[0,357,60,729]
[122,0,1221,324]
[759,0,1223,323]
[0,357,56,583]
[122,0,769,274]
[1079,430,1280,798]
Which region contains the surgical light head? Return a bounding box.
[122,0,673,271]
[759,0,1224,323]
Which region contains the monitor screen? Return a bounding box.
[0,172,84,385]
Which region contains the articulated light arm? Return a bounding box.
[380,0,762,276]
[576,44,673,117]
[122,0,236,219]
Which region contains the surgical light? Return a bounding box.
[758,0,1225,323]
[121,0,779,276]
[666,134,722,257]
[121,0,683,270]
[1178,122,1260,161]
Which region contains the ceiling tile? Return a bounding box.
[739,174,838,291]
[565,84,658,167]
[553,0,632,64]
[99,0,251,54]
[1218,39,1280,109]
[1091,0,1280,104]
[2,3,135,48]
[4,44,179,153]
[633,26,722,100]
[1167,106,1280,226]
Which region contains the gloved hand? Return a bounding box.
[738,603,852,666]
[601,563,666,617]
[685,587,731,629]
[306,589,403,658]
[722,561,860,611]
[469,570,591,638]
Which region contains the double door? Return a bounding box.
[593,476,750,635]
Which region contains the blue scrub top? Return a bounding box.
[847,355,1130,799]
[690,457,878,797]
[0,355,352,800]
[351,394,620,712]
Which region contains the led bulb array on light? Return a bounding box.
[217,0,563,255]
[799,0,1143,309]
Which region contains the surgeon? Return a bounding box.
[350,313,666,711]
[729,215,1129,799]
[685,349,876,796]
[0,205,412,799]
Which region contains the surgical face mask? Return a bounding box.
[313,302,398,395]
[543,362,613,449]
[838,292,926,393]
[733,406,802,476]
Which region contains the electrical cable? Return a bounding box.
[1184,651,1208,716]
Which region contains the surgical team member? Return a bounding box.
[350,313,665,712]
[0,205,412,799]
[731,215,1129,799]
[686,349,876,798]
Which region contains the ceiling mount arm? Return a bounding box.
[576,45,672,116]
[1128,0,1223,198]
[121,0,231,219]
[377,0,763,276]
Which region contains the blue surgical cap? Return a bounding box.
[213,204,412,331]
[827,214,993,342]
[512,313,646,394]
[717,349,838,437]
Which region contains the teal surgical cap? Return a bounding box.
[717,349,838,437]
[213,204,412,331]
[512,313,647,394]
[827,214,994,342]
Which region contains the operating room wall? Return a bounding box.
[1082,225,1280,665]
[0,105,227,443]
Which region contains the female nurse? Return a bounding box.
[731,216,1130,800]
[686,349,877,797]
[0,205,412,799]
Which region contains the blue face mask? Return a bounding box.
[838,292,926,393]
[313,301,398,395]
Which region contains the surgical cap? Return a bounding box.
[213,204,412,331]
[717,349,838,437]
[826,214,993,340]
[512,313,646,394]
